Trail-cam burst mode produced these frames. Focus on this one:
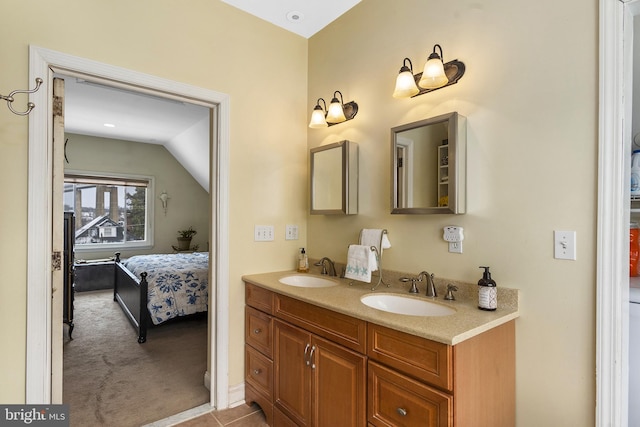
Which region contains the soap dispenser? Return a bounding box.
[297,248,309,273]
[478,266,497,311]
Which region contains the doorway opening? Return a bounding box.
[58,73,212,423]
[25,46,231,411]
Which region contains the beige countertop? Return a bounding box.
[242,269,519,346]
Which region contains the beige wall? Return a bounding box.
[64,133,210,259]
[0,0,308,403]
[307,1,597,426]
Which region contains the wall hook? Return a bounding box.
[1,77,43,116]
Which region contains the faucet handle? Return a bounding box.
[401,277,420,294]
[444,284,458,301]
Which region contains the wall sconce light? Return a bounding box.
[392,44,465,99]
[158,191,170,215]
[308,91,358,128]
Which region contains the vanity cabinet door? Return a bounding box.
[274,320,367,427]
[312,335,367,427]
[274,320,312,426]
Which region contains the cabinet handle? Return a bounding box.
[253,328,261,334]
[253,369,261,375]
[396,408,408,417]
[304,343,311,366]
[309,345,316,369]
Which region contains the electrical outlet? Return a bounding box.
[554,230,576,260]
[285,224,299,240]
[254,225,274,241]
[449,241,463,254]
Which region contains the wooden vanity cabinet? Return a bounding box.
[245,282,515,427]
[246,283,366,427]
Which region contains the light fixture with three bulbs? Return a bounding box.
[393,44,465,99]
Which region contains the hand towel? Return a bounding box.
[344,244,378,283]
[360,229,391,254]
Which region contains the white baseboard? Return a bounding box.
[227,382,245,408]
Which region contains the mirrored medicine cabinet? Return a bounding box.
[310,140,358,215]
[391,112,466,214]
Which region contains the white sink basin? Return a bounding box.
[279,275,339,288]
[360,294,456,316]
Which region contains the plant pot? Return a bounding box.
[176,237,192,251]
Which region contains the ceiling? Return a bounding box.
[221,0,361,39]
[63,77,209,145]
[63,1,361,145]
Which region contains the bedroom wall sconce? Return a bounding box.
[308,91,358,128]
[158,191,170,215]
[392,44,465,99]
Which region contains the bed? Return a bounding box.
[113,251,209,343]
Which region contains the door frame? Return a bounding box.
[25,46,231,408]
[598,0,629,425]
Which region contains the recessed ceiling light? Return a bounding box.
[103,123,115,128]
[286,11,304,22]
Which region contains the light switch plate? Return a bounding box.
[254,225,274,241]
[554,230,576,260]
[285,224,299,240]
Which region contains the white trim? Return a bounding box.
[598,0,627,425]
[27,46,231,408]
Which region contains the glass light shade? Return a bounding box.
[326,100,347,123]
[393,70,420,98]
[309,107,328,128]
[418,57,449,89]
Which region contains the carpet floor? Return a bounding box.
[63,290,209,427]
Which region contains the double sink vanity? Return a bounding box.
[243,270,519,427]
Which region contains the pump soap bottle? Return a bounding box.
[478,266,497,311]
[297,248,309,273]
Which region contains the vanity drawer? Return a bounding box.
[246,282,274,314]
[246,306,273,358]
[368,324,452,391]
[274,293,367,353]
[245,345,273,399]
[368,361,452,427]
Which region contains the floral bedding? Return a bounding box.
[123,252,209,325]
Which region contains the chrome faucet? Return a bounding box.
[418,271,437,298]
[400,271,437,297]
[314,257,337,277]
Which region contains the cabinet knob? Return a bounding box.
[253,369,261,375]
[253,328,261,334]
[396,407,407,417]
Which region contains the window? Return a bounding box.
[64,173,154,250]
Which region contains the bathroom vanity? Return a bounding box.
[243,271,518,427]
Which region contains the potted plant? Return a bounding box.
[176,226,197,251]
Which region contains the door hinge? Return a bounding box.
[52,251,62,271]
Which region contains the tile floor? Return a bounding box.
[172,404,268,427]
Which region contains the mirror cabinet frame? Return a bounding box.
[310,140,358,215]
[391,112,466,214]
